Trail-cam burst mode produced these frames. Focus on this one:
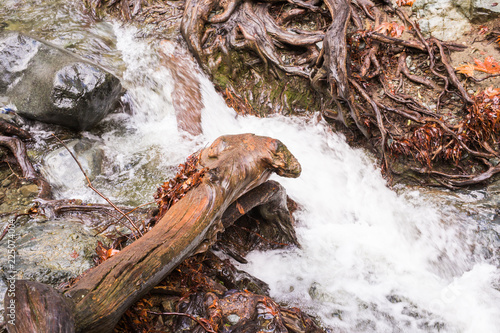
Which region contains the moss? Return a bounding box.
[210,52,322,117]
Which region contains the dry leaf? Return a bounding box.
[375,22,405,38]
[483,87,500,98]
[473,56,500,74]
[397,0,414,6]
[455,63,476,77]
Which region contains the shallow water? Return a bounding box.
[2,1,500,332]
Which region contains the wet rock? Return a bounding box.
[412,0,472,40]
[19,184,38,197]
[0,217,106,287]
[0,31,122,131]
[1,178,11,187]
[42,138,104,188]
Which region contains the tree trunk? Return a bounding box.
[6,134,301,333]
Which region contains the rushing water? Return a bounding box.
[2,2,500,332]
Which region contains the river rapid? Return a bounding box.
[1,1,500,332]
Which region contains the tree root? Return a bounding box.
[0,135,51,198]
[91,0,500,186]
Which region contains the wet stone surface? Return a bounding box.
[0,218,102,285]
[0,31,123,131]
[0,164,109,323]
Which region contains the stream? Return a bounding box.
[1,1,500,332]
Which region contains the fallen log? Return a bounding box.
[7,133,301,333]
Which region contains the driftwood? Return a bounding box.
[7,133,301,333]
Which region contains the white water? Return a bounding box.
[37,23,500,333]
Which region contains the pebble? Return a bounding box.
[226,314,241,325]
[467,89,474,94]
[19,184,39,197]
[1,178,11,187]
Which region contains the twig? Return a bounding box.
[113,200,155,227]
[470,73,500,82]
[148,311,216,333]
[7,161,21,179]
[51,134,143,237]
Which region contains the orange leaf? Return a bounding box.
[107,248,120,258]
[473,56,500,74]
[455,63,476,77]
[483,87,500,98]
[375,22,405,38]
[236,201,245,215]
[397,0,414,6]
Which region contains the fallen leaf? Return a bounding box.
[484,87,500,98]
[455,63,476,77]
[478,25,489,35]
[474,56,500,74]
[397,0,414,6]
[375,22,405,38]
[107,248,120,258]
[236,201,245,215]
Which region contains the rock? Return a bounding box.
[413,0,472,40]
[0,217,106,287]
[456,0,500,22]
[19,184,39,197]
[42,138,104,187]
[0,31,123,131]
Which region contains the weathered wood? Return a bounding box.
[0,120,31,140]
[221,180,299,247]
[5,280,75,333]
[18,134,301,332]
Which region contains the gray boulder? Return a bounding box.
[0,31,122,131]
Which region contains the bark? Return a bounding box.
[5,280,75,333]
[7,134,301,333]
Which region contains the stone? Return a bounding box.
[0,218,107,288]
[456,0,500,22]
[1,178,11,187]
[0,31,123,131]
[413,0,472,40]
[19,184,38,197]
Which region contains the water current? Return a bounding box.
[1,1,500,332]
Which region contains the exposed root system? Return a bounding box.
[0,123,51,198]
[85,0,500,187]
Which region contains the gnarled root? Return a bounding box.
[0,135,51,198]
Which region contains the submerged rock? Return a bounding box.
[0,31,122,131]
[0,218,104,286]
[42,138,104,187]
